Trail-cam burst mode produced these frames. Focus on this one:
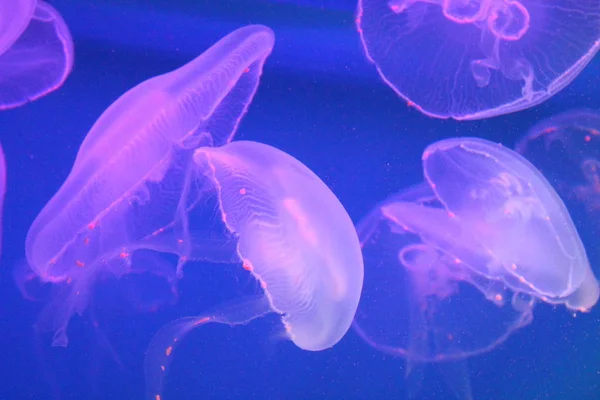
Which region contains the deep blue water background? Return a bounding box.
[0,0,599,399]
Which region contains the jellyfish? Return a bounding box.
[22,25,275,347]
[0,0,74,109]
[353,182,534,400]
[144,140,364,399]
[417,137,599,310]
[515,109,600,219]
[356,0,600,120]
[354,136,599,398]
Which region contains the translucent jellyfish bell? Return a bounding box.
[23,25,275,346]
[353,183,534,400]
[356,0,600,120]
[0,0,35,55]
[417,137,599,311]
[515,109,600,218]
[144,140,363,399]
[0,0,74,109]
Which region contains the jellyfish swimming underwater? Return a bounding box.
[353,137,599,398]
[0,0,74,109]
[515,109,600,223]
[353,183,535,400]
[416,137,598,310]
[356,0,600,120]
[22,24,275,347]
[144,140,364,400]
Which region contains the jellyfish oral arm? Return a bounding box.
[144,295,274,400]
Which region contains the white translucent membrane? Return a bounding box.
[415,137,599,311]
[0,0,74,109]
[23,25,275,346]
[356,0,600,120]
[0,0,36,55]
[144,141,363,400]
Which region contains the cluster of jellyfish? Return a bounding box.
[18,24,365,400]
[0,0,599,399]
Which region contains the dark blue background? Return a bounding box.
[0,1,598,399]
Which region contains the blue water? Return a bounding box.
[0,1,599,399]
